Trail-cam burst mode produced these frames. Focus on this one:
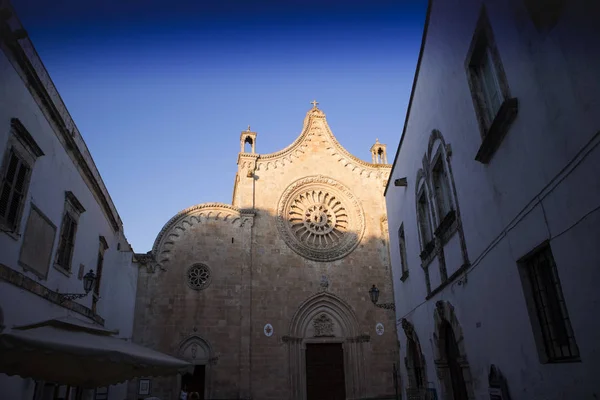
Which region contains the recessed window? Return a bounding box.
[398,225,409,281]
[465,6,518,164]
[417,190,433,246]
[92,236,109,314]
[431,157,453,223]
[55,191,85,274]
[519,243,579,363]
[0,119,44,235]
[474,47,504,126]
[0,148,31,231]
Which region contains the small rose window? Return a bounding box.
[186,264,212,290]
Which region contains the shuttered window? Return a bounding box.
[56,212,78,271]
[0,148,31,231]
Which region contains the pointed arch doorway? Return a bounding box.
[285,292,367,400]
[177,335,213,400]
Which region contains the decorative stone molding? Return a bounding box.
[346,334,370,343]
[277,175,365,262]
[253,107,391,179]
[134,252,157,273]
[0,263,104,325]
[151,203,253,270]
[287,292,366,400]
[313,313,335,337]
[281,335,303,344]
[432,300,475,399]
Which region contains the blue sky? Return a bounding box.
[13,0,427,252]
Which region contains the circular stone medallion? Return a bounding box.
[277,175,365,262]
[264,323,274,337]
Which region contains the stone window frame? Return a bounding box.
[0,118,44,238]
[430,149,454,227]
[54,191,86,276]
[415,176,435,263]
[416,131,471,299]
[92,236,109,314]
[517,241,580,364]
[465,5,518,164]
[17,203,57,279]
[398,224,409,282]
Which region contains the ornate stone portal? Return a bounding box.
[277,175,365,262]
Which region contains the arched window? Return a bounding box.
[415,177,435,260]
[431,154,453,223]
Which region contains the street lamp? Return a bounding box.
[369,284,395,310]
[58,270,96,303]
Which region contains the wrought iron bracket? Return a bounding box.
[374,302,396,311]
[58,293,89,303]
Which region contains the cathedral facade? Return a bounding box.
[130,104,399,400]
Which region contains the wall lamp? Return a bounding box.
[58,270,96,303]
[369,284,396,311]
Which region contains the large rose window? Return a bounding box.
[277,176,364,261]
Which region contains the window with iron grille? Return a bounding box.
[0,148,31,232]
[520,243,580,362]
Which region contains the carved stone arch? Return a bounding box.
[151,203,245,270]
[414,168,427,199]
[427,129,448,163]
[177,335,214,399]
[432,301,475,400]
[286,292,366,400]
[400,318,428,391]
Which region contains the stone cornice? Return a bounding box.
[151,203,254,270]
[0,263,104,325]
[253,108,391,177]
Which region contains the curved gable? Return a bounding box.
[255,107,392,177]
[152,203,250,269]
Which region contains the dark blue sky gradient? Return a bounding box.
[12,0,427,251]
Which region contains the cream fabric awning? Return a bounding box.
[0,316,190,388]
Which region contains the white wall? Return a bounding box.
[0,31,138,400]
[385,0,600,399]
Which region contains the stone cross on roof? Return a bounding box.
[311,100,319,108]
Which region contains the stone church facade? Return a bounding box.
[130,104,398,400]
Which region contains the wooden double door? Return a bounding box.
[305,343,346,400]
